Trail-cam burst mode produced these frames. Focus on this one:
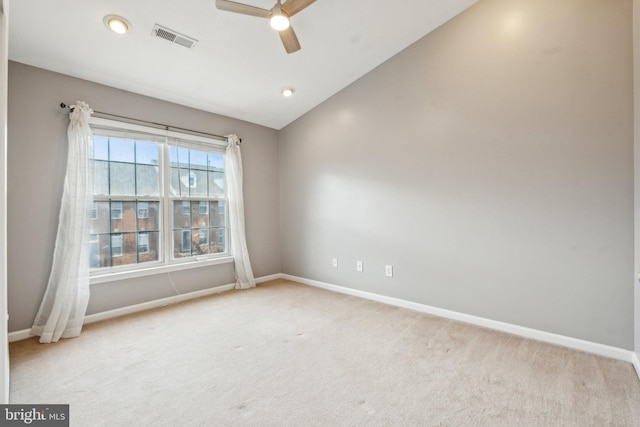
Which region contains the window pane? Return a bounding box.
[90,234,111,268]
[94,160,109,195]
[190,150,208,169]
[89,236,100,268]
[138,201,159,231]
[110,163,135,196]
[112,232,137,266]
[93,137,109,161]
[109,138,135,163]
[112,201,136,232]
[90,201,110,234]
[177,147,189,168]
[138,232,149,253]
[136,164,159,196]
[169,167,180,197]
[173,201,191,229]
[191,201,209,228]
[192,228,209,255]
[210,201,226,227]
[208,171,224,197]
[135,141,159,165]
[208,153,224,171]
[179,169,190,196]
[199,201,208,215]
[190,170,207,196]
[169,146,179,166]
[210,228,225,253]
[174,230,191,258]
[111,234,123,257]
[138,231,159,263]
[137,201,149,219]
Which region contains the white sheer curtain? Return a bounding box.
[31,101,94,343]
[225,134,256,289]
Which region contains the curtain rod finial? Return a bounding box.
[60,102,67,109]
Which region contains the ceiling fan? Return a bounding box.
[215,0,316,53]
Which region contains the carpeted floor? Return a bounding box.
[9,279,640,426]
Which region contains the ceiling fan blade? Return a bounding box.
[279,25,301,53]
[281,0,316,17]
[215,0,271,18]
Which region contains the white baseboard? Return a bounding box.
[82,283,236,326]
[8,275,293,343]
[632,352,640,382]
[10,272,638,370]
[255,273,282,284]
[281,274,635,363]
[9,274,284,342]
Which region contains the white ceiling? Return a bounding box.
[8,0,478,130]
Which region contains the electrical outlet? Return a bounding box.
[356,260,363,272]
[385,265,393,277]
[332,257,338,268]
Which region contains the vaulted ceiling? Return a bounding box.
[8,0,478,129]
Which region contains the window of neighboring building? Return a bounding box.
[110,201,122,220]
[138,232,149,254]
[181,230,191,253]
[199,228,208,245]
[111,234,123,257]
[89,119,228,275]
[137,201,149,219]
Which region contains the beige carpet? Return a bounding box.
[9,279,640,426]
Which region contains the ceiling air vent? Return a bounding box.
[151,24,197,49]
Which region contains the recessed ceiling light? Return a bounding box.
[104,15,131,35]
[282,88,295,97]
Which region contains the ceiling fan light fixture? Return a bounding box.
[104,15,131,35]
[270,8,290,31]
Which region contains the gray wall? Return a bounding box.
[7,62,280,332]
[279,0,634,349]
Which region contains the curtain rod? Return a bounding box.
[59,103,239,143]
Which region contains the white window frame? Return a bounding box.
[88,117,232,285]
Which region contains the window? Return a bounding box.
[111,234,123,257]
[138,232,149,253]
[199,228,208,245]
[110,201,122,220]
[89,118,228,274]
[181,230,191,253]
[137,201,149,219]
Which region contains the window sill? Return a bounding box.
[89,256,234,285]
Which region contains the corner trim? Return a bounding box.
[281,274,634,363]
[633,352,640,382]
